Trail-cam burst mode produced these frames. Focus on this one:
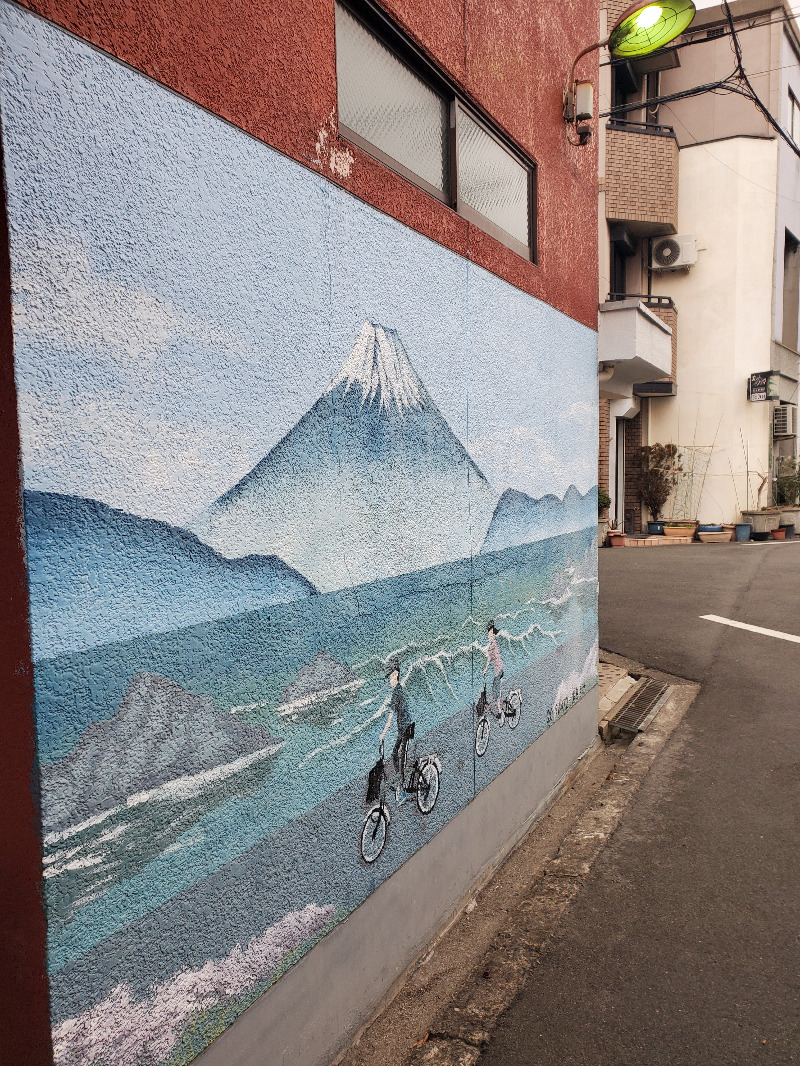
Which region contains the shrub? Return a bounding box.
[640,443,682,523]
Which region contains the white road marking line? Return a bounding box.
[701,615,800,644]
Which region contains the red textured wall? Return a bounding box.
[0,139,52,1065]
[16,0,599,329]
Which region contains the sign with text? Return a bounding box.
[748,371,779,401]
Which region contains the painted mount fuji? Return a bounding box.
[190,323,498,591]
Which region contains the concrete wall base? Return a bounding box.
[198,687,599,1066]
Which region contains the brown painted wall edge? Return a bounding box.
[0,123,53,1066]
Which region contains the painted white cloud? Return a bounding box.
[469,423,596,501]
[12,230,248,362]
[11,230,281,524]
[566,401,595,428]
[18,389,259,525]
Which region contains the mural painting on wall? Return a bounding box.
[0,5,598,1064]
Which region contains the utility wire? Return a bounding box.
[600,1,800,159]
[720,0,800,158]
[599,76,743,118]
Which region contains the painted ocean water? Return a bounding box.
[38,529,597,975]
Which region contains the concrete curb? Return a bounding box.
[407,681,699,1066]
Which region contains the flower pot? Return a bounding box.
[647,522,665,535]
[697,524,723,533]
[734,523,751,542]
[697,531,732,543]
[783,523,796,540]
[663,523,695,538]
[772,527,787,540]
[741,511,781,534]
[608,532,626,547]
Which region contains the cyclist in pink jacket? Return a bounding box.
[482,620,504,716]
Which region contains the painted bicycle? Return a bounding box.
[473,683,522,757]
[360,732,442,863]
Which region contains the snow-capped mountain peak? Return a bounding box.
[327,322,428,412]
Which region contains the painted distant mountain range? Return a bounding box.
[24,491,316,659]
[25,324,597,657]
[480,485,597,555]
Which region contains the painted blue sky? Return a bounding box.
[1,3,597,527]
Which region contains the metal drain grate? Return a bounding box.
[610,678,670,735]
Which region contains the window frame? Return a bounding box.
[789,89,800,147]
[334,0,537,263]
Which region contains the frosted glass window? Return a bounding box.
[336,4,448,194]
[456,109,530,247]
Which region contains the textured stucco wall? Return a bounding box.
[0,1,600,1063]
[650,138,776,522]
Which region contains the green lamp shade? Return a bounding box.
[608,0,696,58]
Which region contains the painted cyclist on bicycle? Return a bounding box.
[482,620,504,717]
[379,658,415,805]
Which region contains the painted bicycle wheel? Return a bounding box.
[360,805,388,863]
[475,715,490,756]
[416,760,440,814]
[505,690,521,729]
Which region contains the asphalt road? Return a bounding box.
[482,541,800,1066]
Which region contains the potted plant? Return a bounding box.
[776,457,800,507]
[742,470,784,537]
[640,443,682,535]
[598,487,611,545]
[663,520,698,538]
[776,458,800,535]
[607,519,626,547]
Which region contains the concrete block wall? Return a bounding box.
[605,0,632,27]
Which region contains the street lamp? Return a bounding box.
[564,0,696,140]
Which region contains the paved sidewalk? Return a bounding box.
[336,660,697,1066]
[482,543,800,1065]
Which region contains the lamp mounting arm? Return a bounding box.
[564,38,608,121]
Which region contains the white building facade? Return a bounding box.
[600,0,800,528]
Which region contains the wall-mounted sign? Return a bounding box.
[748,371,779,401]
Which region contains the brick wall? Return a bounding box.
[606,0,633,26]
[606,128,678,231]
[648,304,678,383]
[624,411,643,533]
[599,399,610,505]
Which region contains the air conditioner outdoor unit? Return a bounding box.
[651,235,697,271]
[773,403,797,437]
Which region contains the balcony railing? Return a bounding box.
[606,118,675,138]
[606,293,674,308]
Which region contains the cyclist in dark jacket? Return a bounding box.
[380,659,414,804]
